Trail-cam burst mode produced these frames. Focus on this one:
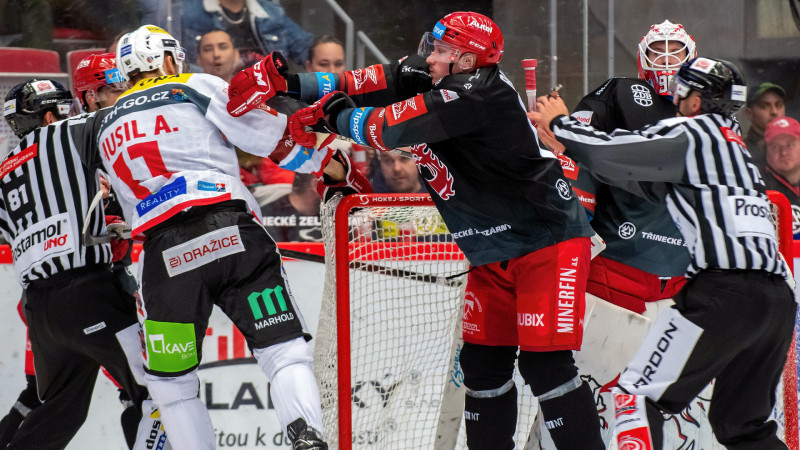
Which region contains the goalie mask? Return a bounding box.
[4,79,73,138]
[116,25,186,82]
[670,57,747,118]
[637,20,697,96]
[418,11,503,70]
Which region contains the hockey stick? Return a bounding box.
[82,190,131,246]
[278,247,466,288]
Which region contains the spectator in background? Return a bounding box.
[373,149,426,194]
[262,173,322,242]
[181,0,312,66]
[763,116,800,238]
[196,29,240,82]
[305,35,345,73]
[745,82,786,169]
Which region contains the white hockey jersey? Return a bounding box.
[96,72,329,235]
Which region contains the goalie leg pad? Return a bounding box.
[145,371,214,450]
[460,342,517,450]
[253,338,324,435]
[518,350,604,449]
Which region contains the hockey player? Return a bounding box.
[567,20,696,314]
[94,24,366,450]
[234,11,605,449]
[534,57,796,450]
[0,79,156,449]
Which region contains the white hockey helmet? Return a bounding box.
[637,20,696,96]
[116,25,186,81]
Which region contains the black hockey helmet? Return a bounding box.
[670,57,747,117]
[3,79,73,138]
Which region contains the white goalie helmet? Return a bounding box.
[637,20,696,96]
[116,25,186,81]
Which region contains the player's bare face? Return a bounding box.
[646,41,687,69]
[306,42,345,73]
[426,41,458,84]
[767,135,800,178]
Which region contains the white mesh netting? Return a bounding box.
[315,194,469,449]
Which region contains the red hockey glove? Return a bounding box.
[227,51,289,117]
[288,91,355,148]
[316,149,373,202]
[105,215,130,263]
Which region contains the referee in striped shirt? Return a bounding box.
[533,58,796,449]
[0,79,149,449]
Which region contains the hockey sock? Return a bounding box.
[459,343,518,450]
[154,397,213,450]
[464,384,517,450]
[253,339,324,435]
[133,400,172,450]
[538,380,604,449]
[145,371,213,450]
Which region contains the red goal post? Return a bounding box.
[768,190,799,450]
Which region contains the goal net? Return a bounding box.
[315,193,469,449]
[315,192,798,450]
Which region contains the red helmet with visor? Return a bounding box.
[418,11,504,68]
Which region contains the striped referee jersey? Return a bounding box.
[0,113,111,286]
[551,112,789,280]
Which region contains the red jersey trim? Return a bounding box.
[131,194,233,236]
[386,94,428,126]
[365,108,389,151]
[344,65,388,96]
[557,154,579,180]
[572,187,596,214]
[0,144,37,179]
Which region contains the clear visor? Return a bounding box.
[668,76,692,100]
[418,32,461,64]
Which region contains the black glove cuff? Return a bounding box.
[286,74,301,99]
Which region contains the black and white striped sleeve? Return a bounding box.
[551,114,690,184]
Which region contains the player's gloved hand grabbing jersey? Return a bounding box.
[104,215,130,263]
[227,51,289,117]
[316,149,372,202]
[288,91,355,147]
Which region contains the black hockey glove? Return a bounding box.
[396,55,433,98]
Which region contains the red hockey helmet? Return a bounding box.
[418,11,503,68]
[73,53,128,109]
[637,20,696,96]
